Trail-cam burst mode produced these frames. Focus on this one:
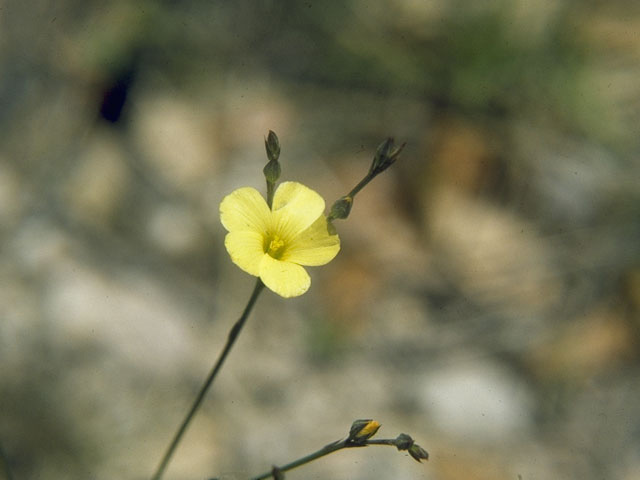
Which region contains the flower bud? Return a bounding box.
[370,137,405,176]
[394,433,428,463]
[408,444,429,463]
[394,433,414,451]
[265,130,281,163]
[263,158,281,184]
[263,131,282,185]
[347,419,381,444]
[328,195,353,221]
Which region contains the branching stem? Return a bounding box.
[250,437,401,480]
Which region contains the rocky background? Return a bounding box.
[1,1,639,479]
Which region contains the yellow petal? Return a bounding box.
[271,182,325,240]
[259,254,311,298]
[283,215,340,266]
[220,187,271,233]
[224,231,265,276]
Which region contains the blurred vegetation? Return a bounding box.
[1,1,639,479]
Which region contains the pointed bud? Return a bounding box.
[265,130,281,163]
[393,433,428,462]
[408,444,429,463]
[370,138,405,176]
[347,419,381,445]
[328,195,353,221]
[263,131,281,191]
[263,158,281,185]
[263,131,282,208]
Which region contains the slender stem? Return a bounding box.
[151,279,265,480]
[250,438,400,480]
[266,181,275,209]
[251,439,346,480]
[347,172,375,199]
[363,439,396,446]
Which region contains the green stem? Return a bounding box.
[250,438,399,480]
[251,439,346,480]
[363,438,396,446]
[347,172,375,199]
[151,279,265,480]
[266,181,275,209]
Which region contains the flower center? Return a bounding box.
[266,234,286,259]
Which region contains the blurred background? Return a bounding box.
[1,0,639,479]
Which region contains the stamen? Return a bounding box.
[267,235,286,258]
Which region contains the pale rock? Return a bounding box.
[132,95,220,192]
[420,359,533,441]
[146,202,203,255]
[64,131,130,225]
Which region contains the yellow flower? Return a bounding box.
[220,181,340,298]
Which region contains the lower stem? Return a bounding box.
[151,279,265,480]
[250,438,398,480]
[251,440,347,480]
